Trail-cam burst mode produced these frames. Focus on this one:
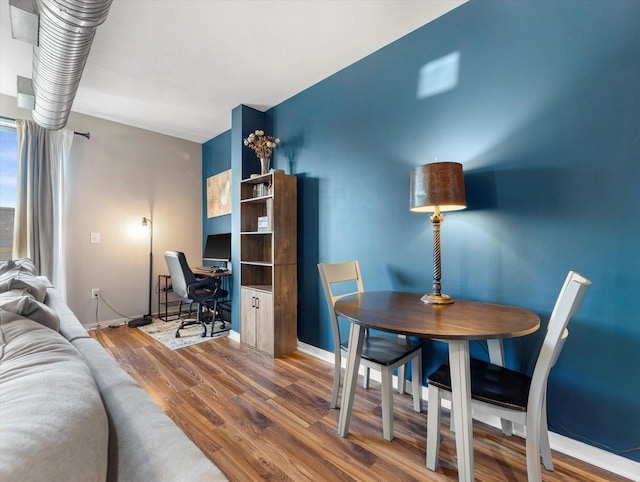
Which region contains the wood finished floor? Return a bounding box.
[90,326,628,482]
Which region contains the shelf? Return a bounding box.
[241,231,273,235]
[241,172,272,184]
[241,195,272,203]
[241,261,272,267]
[241,172,274,201]
[242,284,272,293]
[240,197,272,232]
[240,262,272,287]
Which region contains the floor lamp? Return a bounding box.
[128,216,153,327]
[410,162,466,304]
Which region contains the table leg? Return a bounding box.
[337,323,365,437]
[448,340,474,482]
[487,339,513,436]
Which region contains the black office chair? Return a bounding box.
[164,251,228,338]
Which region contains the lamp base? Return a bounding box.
[127,314,153,328]
[421,293,455,304]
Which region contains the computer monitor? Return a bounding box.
[203,233,231,262]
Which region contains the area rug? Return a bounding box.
[137,318,230,350]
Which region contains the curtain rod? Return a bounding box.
[0,116,90,139]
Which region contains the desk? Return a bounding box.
[192,267,232,278]
[335,291,540,482]
[192,268,232,293]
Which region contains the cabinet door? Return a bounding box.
[240,287,256,348]
[255,291,274,354]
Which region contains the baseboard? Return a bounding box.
[296,341,639,481]
[545,432,639,481]
[228,329,240,343]
[465,411,639,481]
[86,316,129,331]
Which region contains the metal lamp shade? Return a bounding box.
[410,162,466,213]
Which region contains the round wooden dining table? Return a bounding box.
[335,291,540,482]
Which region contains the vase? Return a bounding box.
[260,157,270,175]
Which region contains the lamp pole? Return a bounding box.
[142,217,153,321]
[427,207,447,302]
[127,216,154,327]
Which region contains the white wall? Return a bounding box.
[1,94,202,326]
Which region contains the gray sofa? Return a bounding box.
[0,259,227,481]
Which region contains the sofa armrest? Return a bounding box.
[72,338,226,482]
[46,287,92,341]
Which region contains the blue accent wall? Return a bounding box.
[204,0,640,461]
[202,130,232,247]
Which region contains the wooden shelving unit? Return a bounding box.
[239,171,297,357]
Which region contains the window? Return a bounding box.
[0,118,17,262]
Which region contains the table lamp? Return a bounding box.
[410,161,466,304]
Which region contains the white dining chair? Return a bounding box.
[426,271,591,481]
[318,260,425,441]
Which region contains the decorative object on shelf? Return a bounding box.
[260,158,269,175]
[257,216,270,232]
[410,161,466,304]
[243,130,280,175]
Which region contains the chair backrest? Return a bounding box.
[318,261,365,353]
[164,251,197,302]
[527,271,591,411]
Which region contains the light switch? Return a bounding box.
[90,232,101,244]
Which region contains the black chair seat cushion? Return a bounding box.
[188,279,227,304]
[341,335,424,366]
[428,357,531,412]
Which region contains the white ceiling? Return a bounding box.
[0,0,466,143]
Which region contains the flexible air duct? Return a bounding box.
[31,0,113,129]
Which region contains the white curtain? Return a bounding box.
[14,120,73,300]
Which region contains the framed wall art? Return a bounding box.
[207,169,232,218]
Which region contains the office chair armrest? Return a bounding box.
[187,279,216,299]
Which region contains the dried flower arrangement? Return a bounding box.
[243,130,280,160]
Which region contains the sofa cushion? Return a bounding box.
[0,269,49,302]
[0,290,60,331]
[0,259,16,274]
[0,259,36,275]
[0,314,109,482]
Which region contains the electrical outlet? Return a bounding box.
[91,289,100,300]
